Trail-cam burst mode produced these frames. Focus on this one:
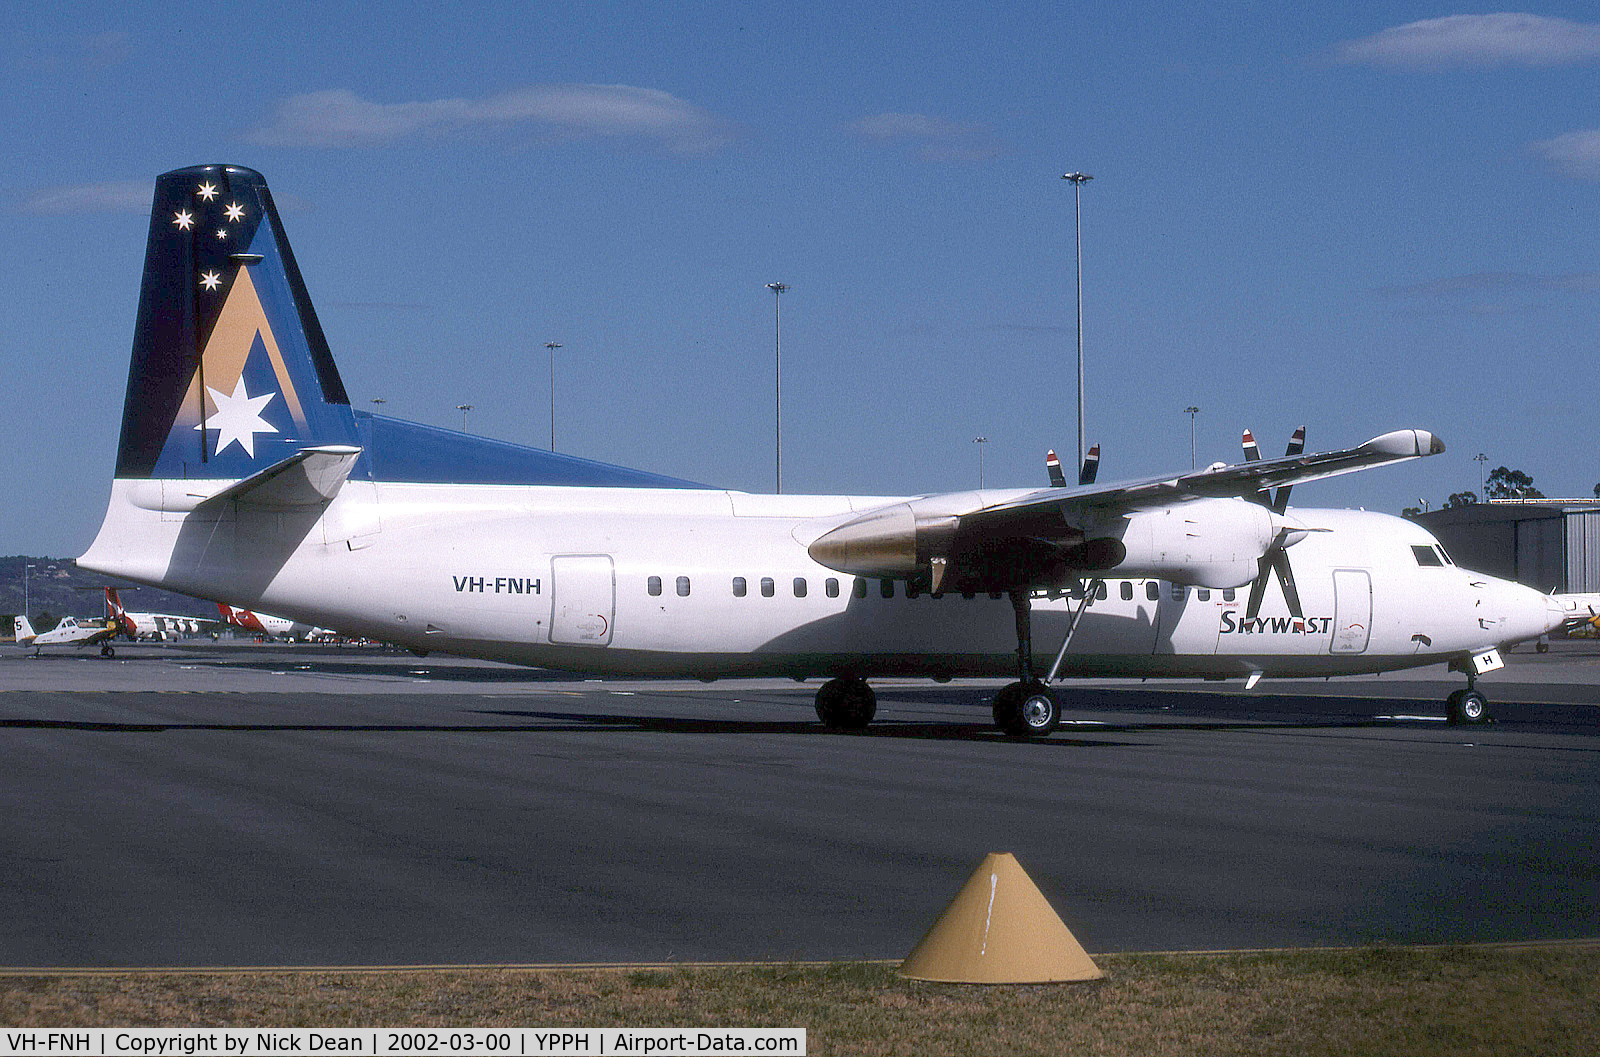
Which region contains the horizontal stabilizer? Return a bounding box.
[201,445,362,509]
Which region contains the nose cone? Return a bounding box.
[1500,581,1567,643]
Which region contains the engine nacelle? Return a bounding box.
[1084,497,1279,589]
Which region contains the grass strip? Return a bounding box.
[3,945,1597,1056]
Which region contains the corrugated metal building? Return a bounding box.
[1413,501,1600,593]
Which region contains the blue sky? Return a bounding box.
[3,3,1598,556]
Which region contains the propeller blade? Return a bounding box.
[1245,554,1272,621]
[1271,426,1307,514]
[1242,429,1274,507]
[1079,443,1100,486]
[1270,544,1303,619]
[1045,450,1067,489]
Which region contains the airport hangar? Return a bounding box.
[1414,500,1600,595]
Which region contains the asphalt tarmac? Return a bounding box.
[1,641,1596,967]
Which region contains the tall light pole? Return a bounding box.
[1474,452,1489,495]
[1184,406,1201,470]
[23,563,34,621]
[370,397,386,414]
[974,437,988,489]
[1063,172,1093,470]
[456,404,474,432]
[766,282,788,494]
[545,342,563,451]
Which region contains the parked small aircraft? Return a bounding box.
[77,165,1567,732]
[13,615,120,656]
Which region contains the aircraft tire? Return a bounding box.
[101,645,115,658]
[815,677,875,731]
[1447,689,1490,725]
[994,681,1059,737]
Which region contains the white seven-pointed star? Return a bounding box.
[216,228,229,239]
[173,210,193,230]
[224,201,245,222]
[197,181,218,201]
[199,271,222,291]
[196,376,279,458]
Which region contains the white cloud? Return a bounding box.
[1334,13,1600,70]
[247,85,736,155]
[847,112,1002,162]
[21,180,148,214]
[1530,128,1600,180]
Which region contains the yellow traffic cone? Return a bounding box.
[899,852,1103,983]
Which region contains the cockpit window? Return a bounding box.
[1411,544,1444,567]
[1435,545,1453,565]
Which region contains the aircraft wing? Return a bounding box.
[808,429,1444,593]
[974,429,1444,519]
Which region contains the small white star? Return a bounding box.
[197,376,279,458]
[197,181,218,201]
[199,271,222,291]
[173,210,193,230]
[224,202,245,222]
[215,228,230,240]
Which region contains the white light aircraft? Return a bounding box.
[78,166,1567,732]
[13,615,120,656]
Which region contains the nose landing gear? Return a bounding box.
[1446,679,1491,725]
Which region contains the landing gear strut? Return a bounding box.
[815,676,876,731]
[992,590,1059,737]
[1446,674,1490,725]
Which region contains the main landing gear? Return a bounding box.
[99,644,115,658]
[814,676,876,731]
[991,590,1060,738]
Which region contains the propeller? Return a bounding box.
[1238,427,1310,621]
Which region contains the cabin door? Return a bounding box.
[549,554,615,646]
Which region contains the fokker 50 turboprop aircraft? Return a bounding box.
[78,165,1566,733]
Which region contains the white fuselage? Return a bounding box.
[79,481,1561,680]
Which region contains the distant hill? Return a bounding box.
[0,555,221,624]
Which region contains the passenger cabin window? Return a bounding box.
[647,576,662,597]
[881,579,895,599]
[853,578,867,599]
[1096,582,1108,600]
[906,583,921,598]
[1170,582,1185,601]
[1223,588,1235,602]
[1411,544,1444,567]
[793,578,807,598]
[1197,588,1210,601]
[1146,582,1160,601]
[760,577,775,598]
[733,577,747,597]
[825,578,840,598]
[1121,581,1134,601]
[676,576,691,597]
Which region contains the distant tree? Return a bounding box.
[1401,505,1423,518]
[1483,466,1544,500]
[1445,491,1479,508]
[1593,481,1600,498]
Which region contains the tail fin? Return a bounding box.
[116,165,358,481]
[105,588,136,638]
[13,616,36,644]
